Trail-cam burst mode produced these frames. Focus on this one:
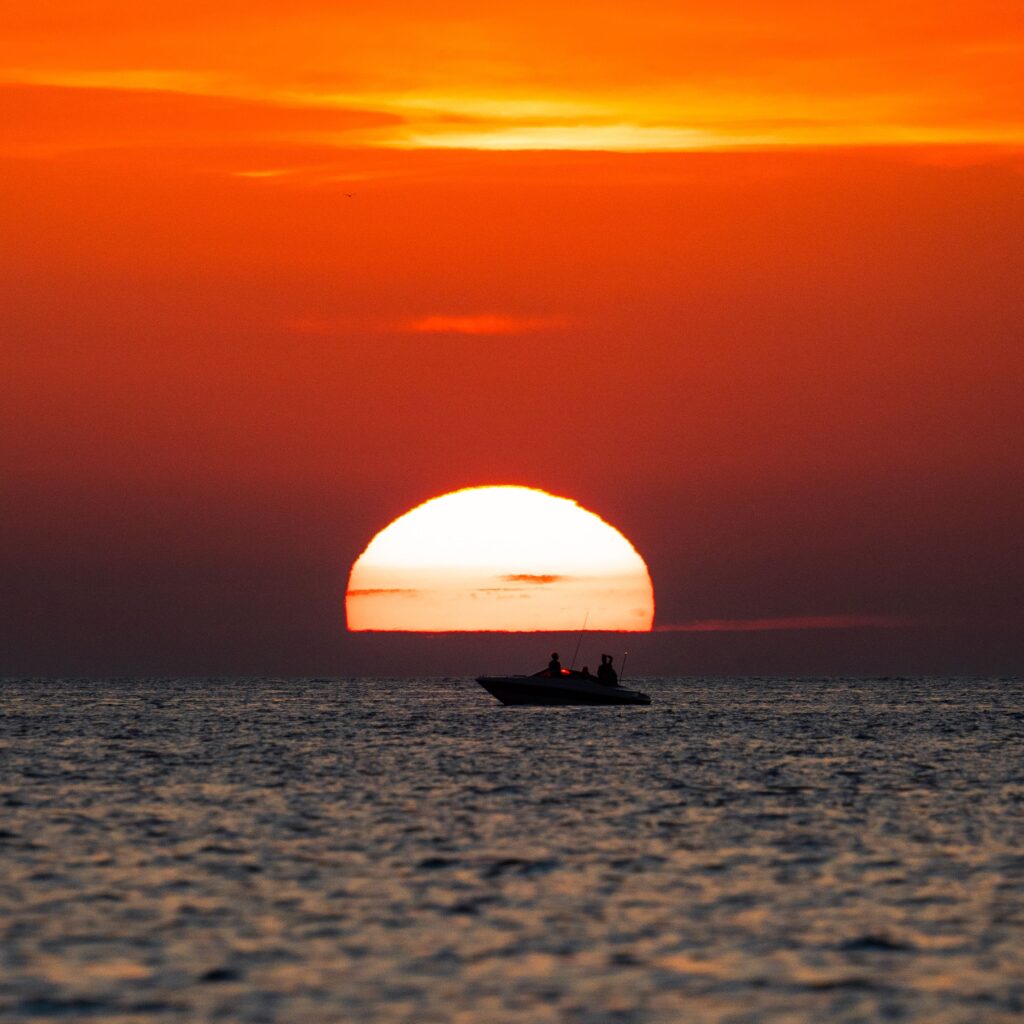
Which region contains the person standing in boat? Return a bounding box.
[597,654,618,686]
[547,652,563,676]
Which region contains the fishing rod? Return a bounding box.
[619,650,629,686]
[569,611,589,671]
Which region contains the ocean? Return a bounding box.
[1,676,1022,1023]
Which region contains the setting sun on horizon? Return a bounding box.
[346,487,655,632]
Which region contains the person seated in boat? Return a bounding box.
[547,652,563,676]
[580,665,592,679]
[597,654,618,686]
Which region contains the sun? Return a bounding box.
[346,485,655,632]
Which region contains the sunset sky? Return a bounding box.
[3,2,1022,675]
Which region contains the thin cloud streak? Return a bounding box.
[285,314,571,337]
[346,588,421,597]
[501,574,566,584]
[657,614,926,633]
[404,314,571,335]
[0,82,401,158]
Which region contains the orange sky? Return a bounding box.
[2,3,1023,673]
[4,1,1024,155]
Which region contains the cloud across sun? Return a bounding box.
[346,486,654,632]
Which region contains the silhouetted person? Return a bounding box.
[580,665,592,679]
[597,654,618,686]
[548,652,563,676]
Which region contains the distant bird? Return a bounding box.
[344,192,356,198]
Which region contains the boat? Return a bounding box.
[475,670,651,706]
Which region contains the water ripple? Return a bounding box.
[1,675,1022,1022]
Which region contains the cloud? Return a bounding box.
[403,314,570,336]
[0,82,401,157]
[501,574,566,584]
[6,3,1024,154]
[346,588,421,597]
[657,614,924,633]
[397,123,768,152]
[285,313,571,338]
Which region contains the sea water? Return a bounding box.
[1,676,1022,1023]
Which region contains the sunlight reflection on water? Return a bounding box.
[1,676,1022,1023]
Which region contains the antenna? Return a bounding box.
[569,612,589,671]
